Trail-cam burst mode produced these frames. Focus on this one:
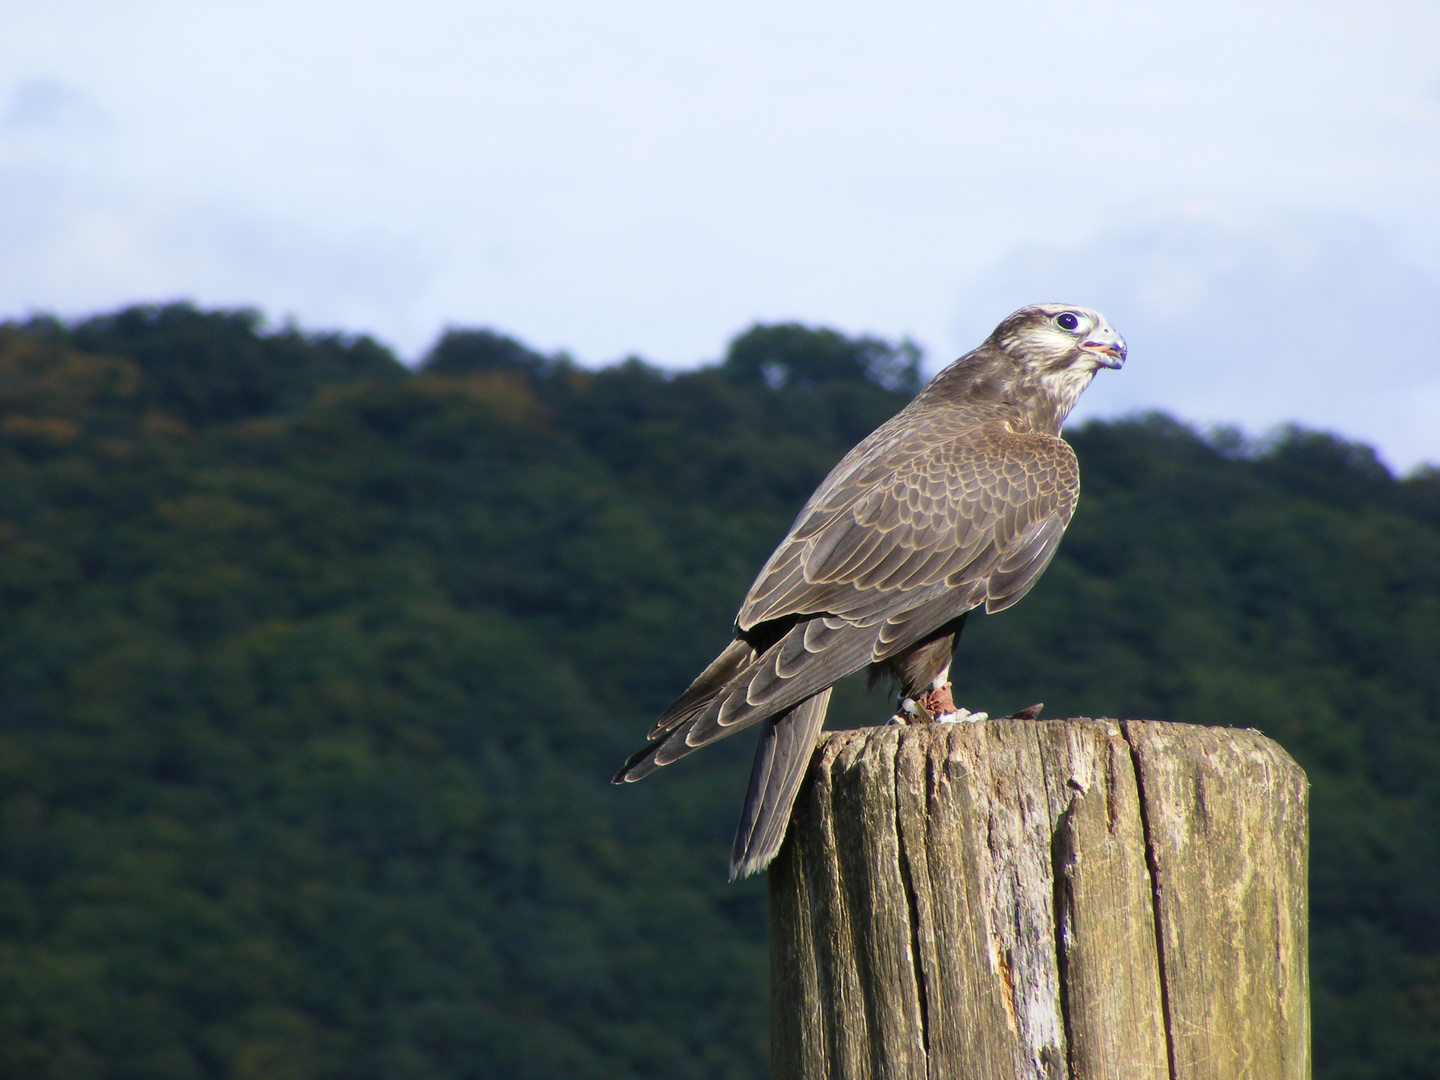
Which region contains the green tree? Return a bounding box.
[0,306,1435,1078]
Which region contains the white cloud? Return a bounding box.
[0,87,434,344]
[1,77,112,163]
[0,1,1436,435]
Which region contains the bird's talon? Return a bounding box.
[899,696,931,723]
[909,684,955,722]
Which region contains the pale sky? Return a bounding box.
[3,1,1438,466]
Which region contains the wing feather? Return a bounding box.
[737,423,1077,633]
[985,515,1067,613]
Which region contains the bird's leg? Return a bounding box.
[883,619,992,725]
[889,663,990,726]
[918,664,989,725]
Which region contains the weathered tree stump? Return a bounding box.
[768,719,1308,1080]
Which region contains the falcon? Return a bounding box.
[614,303,1126,878]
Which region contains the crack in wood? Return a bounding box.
[1123,722,1180,1080]
[894,754,931,1066]
[1050,797,1079,1080]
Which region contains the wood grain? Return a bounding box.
[769,719,1309,1080]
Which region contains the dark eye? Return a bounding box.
[1057,312,1080,331]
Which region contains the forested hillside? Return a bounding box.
[0,305,1436,1079]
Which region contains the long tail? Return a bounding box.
[728,688,832,880]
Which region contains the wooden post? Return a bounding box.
[768,719,1309,1080]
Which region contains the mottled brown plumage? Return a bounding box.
[614,303,1126,878]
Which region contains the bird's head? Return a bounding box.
[983,303,1126,429]
[989,303,1126,372]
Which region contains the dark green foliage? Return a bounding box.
[720,322,923,395]
[420,329,565,382]
[17,304,404,428]
[0,308,1437,1078]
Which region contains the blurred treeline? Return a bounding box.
[0,305,1436,1080]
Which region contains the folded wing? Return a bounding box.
[614,422,1078,783]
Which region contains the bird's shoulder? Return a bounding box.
[734,409,1079,631]
[801,409,1077,527]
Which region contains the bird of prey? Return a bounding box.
[613,303,1126,879]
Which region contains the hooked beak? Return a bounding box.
[1079,334,1126,369]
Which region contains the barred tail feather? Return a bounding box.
[728,688,831,880]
